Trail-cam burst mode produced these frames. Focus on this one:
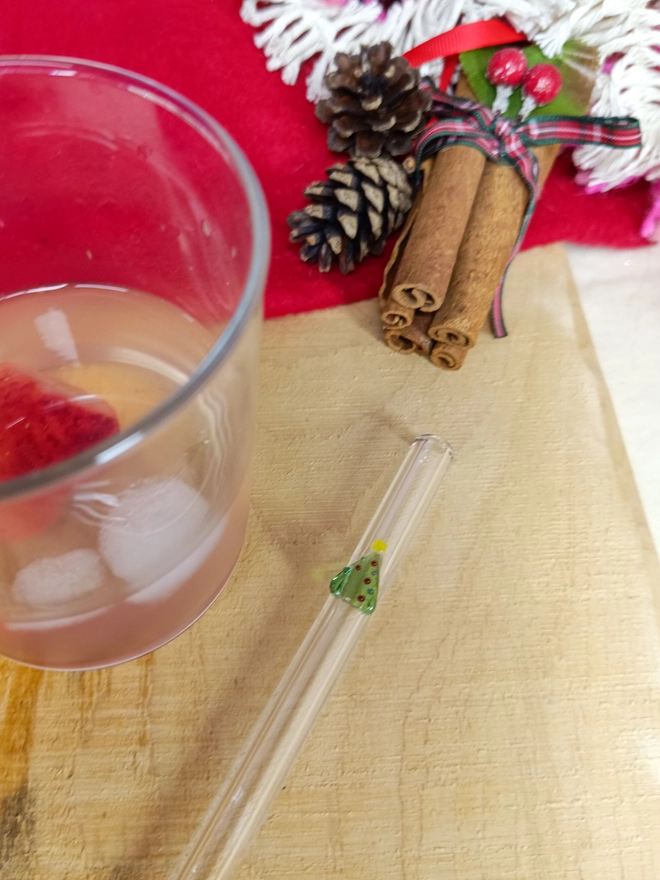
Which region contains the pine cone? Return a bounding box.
[287,155,413,274]
[315,42,432,159]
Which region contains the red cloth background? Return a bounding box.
[0,0,651,318]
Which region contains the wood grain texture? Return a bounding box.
[2,244,660,879]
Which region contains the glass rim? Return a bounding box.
[0,54,270,502]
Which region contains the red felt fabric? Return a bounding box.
[0,0,652,318]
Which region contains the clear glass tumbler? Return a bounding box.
[0,57,270,670]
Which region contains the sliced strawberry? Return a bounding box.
[0,364,119,540]
[0,364,119,481]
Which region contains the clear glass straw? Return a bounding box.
[169,434,453,880]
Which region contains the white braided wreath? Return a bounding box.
[241,0,660,194]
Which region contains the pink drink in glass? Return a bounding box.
[0,58,269,669]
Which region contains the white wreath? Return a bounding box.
[241,0,660,191]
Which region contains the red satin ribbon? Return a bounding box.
[403,19,526,69]
[438,57,459,92]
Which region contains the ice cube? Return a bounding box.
[34,308,79,363]
[127,514,226,604]
[99,478,210,587]
[13,548,104,607]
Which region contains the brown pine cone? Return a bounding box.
[287,154,413,274]
[315,42,432,159]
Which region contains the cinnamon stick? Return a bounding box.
[380,299,415,330]
[378,158,433,329]
[430,340,468,371]
[389,145,486,312]
[384,311,433,357]
[428,143,560,347]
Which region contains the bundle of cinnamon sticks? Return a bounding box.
[379,134,559,370]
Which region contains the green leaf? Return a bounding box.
[458,40,599,119]
[458,45,498,109]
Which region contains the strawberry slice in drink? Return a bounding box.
[0,364,119,540]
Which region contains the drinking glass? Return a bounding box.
[0,57,270,670]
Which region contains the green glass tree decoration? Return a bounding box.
[329,539,387,615]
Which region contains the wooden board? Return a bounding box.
[2,244,660,879]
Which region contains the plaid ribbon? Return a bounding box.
[415,91,642,337]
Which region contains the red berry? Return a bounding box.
[486,48,527,88]
[522,63,562,106]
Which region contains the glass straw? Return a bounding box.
[169,434,453,880]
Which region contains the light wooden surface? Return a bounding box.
[567,243,660,552]
[2,244,660,879]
